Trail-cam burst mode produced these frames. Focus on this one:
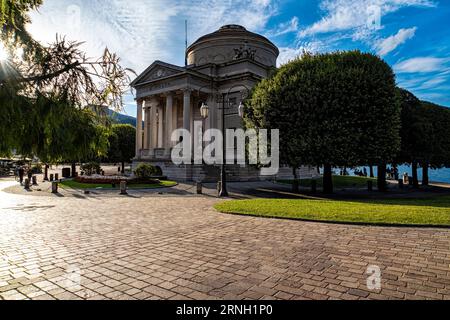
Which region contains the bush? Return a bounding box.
[154,166,163,176]
[134,164,158,179]
[81,162,101,176]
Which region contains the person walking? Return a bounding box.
[18,166,25,185]
[394,166,399,180]
[27,167,33,181]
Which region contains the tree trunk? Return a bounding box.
[369,166,374,178]
[412,161,419,188]
[71,162,76,178]
[323,164,333,194]
[377,164,387,192]
[292,168,299,193]
[422,163,429,186]
[121,161,125,174]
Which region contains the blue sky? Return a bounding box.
[27,0,450,117]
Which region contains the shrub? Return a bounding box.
[81,162,101,176]
[134,164,157,179]
[154,166,163,176]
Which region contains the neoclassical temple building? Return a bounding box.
[131,25,316,181]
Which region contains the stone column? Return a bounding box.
[143,104,150,150]
[183,89,191,132]
[165,93,174,148]
[135,100,143,158]
[146,105,152,149]
[157,106,164,148]
[150,99,158,149]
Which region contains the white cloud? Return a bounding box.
[374,27,417,56]
[394,57,449,73]
[416,76,448,89]
[277,41,324,66]
[267,17,299,37]
[27,0,277,73]
[299,0,435,40]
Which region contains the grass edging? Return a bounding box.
[214,197,450,229]
[215,209,450,229]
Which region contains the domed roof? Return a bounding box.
[187,25,279,56]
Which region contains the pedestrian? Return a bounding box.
[18,166,25,185]
[403,172,409,185]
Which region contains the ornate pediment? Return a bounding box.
[131,61,186,87]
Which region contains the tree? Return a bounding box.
[245,51,400,193]
[396,88,450,187]
[0,0,133,158]
[418,101,450,185]
[396,88,425,188]
[106,124,136,174]
[13,93,110,167]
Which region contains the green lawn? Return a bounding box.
[60,180,177,190]
[214,196,450,227]
[278,176,377,189]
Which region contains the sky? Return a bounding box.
[26,0,450,117]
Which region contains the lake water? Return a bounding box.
[353,166,450,184]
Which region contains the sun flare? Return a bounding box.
[0,43,8,61]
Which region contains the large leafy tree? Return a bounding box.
[245,51,400,193]
[396,89,450,186]
[0,0,133,158]
[106,124,136,174]
[396,88,425,187]
[418,101,450,185]
[9,92,109,162]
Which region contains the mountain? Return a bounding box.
[107,110,138,127]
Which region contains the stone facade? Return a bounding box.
[131,25,317,182]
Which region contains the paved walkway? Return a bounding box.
[1,178,450,300]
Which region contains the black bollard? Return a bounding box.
[368,181,373,192]
[196,182,203,195]
[49,174,54,182]
[32,176,38,186]
[24,179,30,190]
[292,180,299,193]
[51,182,58,194]
[55,173,59,181]
[120,181,128,195]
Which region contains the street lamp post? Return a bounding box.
[198,84,249,197]
[219,85,250,197]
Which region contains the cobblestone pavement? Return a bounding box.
[1,179,450,300]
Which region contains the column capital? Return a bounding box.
[144,96,159,108]
[183,87,193,95]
